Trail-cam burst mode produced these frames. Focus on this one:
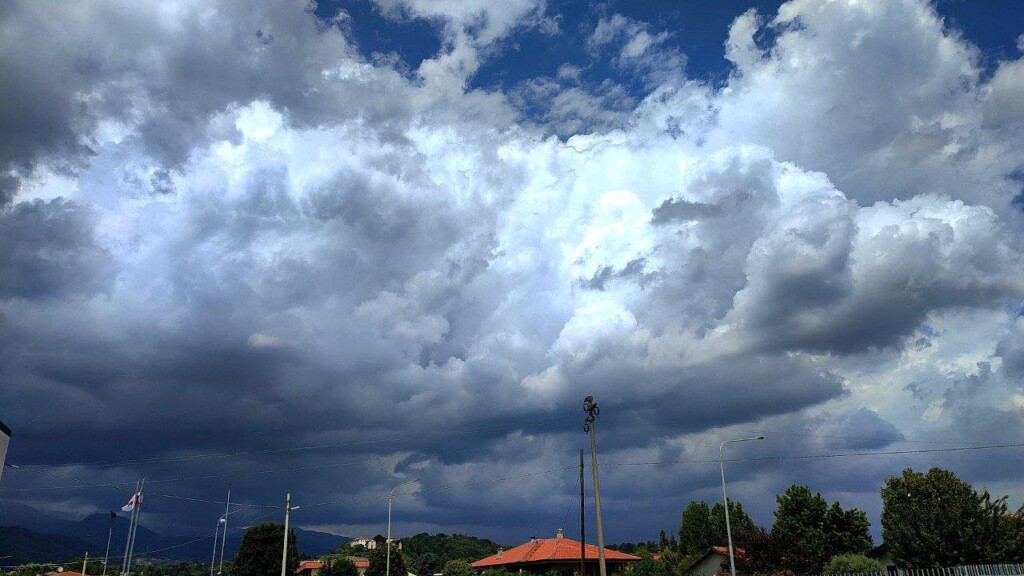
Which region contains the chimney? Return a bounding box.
[497,548,504,559]
[556,528,564,539]
[530,536,538,544]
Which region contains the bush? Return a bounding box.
[822,554,883,574]
[321,557,359,576]
[441,560,474,576]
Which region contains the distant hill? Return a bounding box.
[0,526,89,565]
[398,533,503,566]
[60,513,165,557]
[1,511,350,565]
[0,501,75,533]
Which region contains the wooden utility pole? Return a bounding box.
[583,396,606,576]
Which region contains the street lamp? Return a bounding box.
[387,479,419,576]
[211,504,244,576]
[719,436,765,576]
[210,518,226,576]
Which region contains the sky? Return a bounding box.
[1,0,1024,549]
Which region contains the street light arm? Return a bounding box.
[389,478,420,497]
[719,435,765,576]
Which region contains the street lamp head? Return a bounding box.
[722,435,766,447]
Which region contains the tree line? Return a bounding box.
[624,467,1024,576]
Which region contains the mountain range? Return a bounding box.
[0,501,349,566]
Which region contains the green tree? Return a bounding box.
[410,553,439,576]
[321,557,359,576]
[164,562,210,576]
[997,507,1024,562]
[624,552,671,576]
[400,534,501,567]
[823,502,872,559]
[67,555,108,576]
[336,542,369,556]
[735,527,819,576]
[821,554,883,574]
[234,523,299,576]
[441,559,473,576]
[367,545,408,576]
[679,501,714,556]
[710,501,757,545]
[771,485,872,572]
[881,467,1007,567]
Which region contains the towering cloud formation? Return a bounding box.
[0,0,1022,541]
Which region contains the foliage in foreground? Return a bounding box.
[822,554,884,574]
[234,523,299,576]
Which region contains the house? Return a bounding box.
[351,536,379,550]
[297,560,324,576]
[351,557,370,574]
[349,535,401,551]
[295,557,371,576]
[472,529,641,576]
[682,546,745,576]
[867,544,896,572]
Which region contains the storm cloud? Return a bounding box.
[1,0,1023,545]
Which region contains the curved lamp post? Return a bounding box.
[387,478,419,576]
[720,436,765,576]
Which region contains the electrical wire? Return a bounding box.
[599,441,1024,468]
[756,428,981,446]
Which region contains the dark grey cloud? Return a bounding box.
[0,199,114,299]
[1,0,1023,547]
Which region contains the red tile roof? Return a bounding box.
[296,558,369,573]
[473,537,641,567]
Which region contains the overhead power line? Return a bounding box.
[4,441,1021,514]
[599,441,1024,468]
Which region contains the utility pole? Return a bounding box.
[281,494,299,576]
[583,396,606,576]
[219,485,231,575]
[579,449,586,576]
[82,552,89,576]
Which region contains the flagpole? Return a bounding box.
[124,478,145,576]
[120,480,140,576]
[103,512,115,576]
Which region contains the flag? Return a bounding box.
[121,492,141,512]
